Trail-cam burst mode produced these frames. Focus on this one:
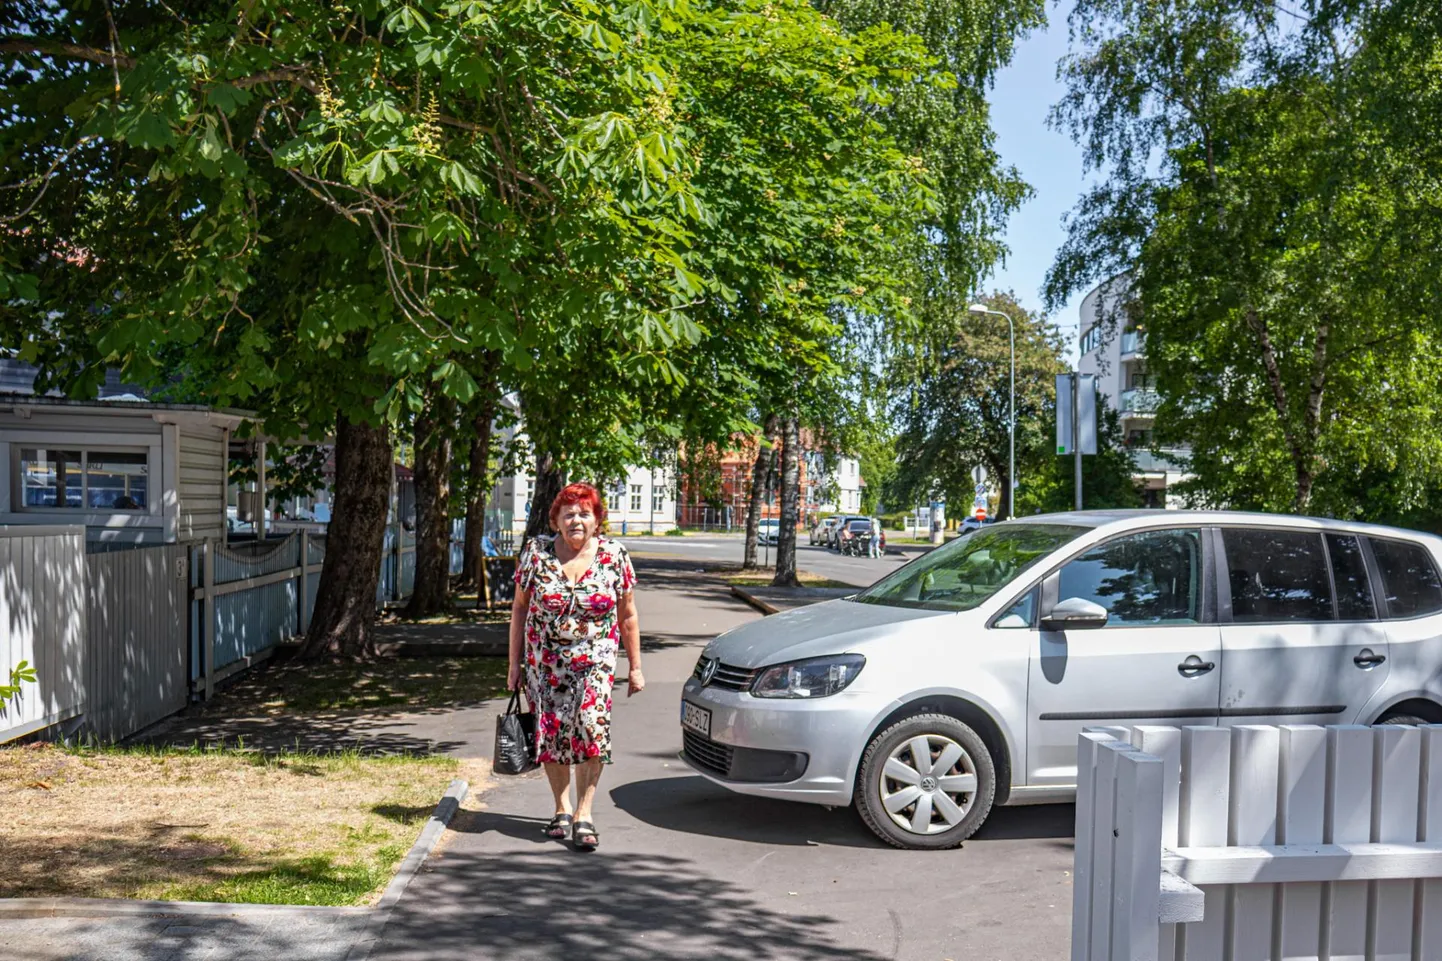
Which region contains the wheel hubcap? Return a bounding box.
[879,734,978,836]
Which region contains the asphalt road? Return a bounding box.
[370,559,1076,961]
[623,534,927,588]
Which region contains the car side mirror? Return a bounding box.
[1041,596,1109,631]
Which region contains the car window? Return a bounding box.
[1325,533,1375,621]
[994,588,1036,629]
[1223,528,1332,622]
[853,524,1084,612]
[1368,537,1442,619]
[1057,528,1203,626]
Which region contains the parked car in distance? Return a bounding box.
[811,516,841,546]
[837,518,886,555]
[757,519,780,545]
[959,516,992,535]
[828,514,868,549]
[680,510,1442,849]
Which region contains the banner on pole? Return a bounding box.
[1055,374,1098,455]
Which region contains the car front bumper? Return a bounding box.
[678,676,884,806]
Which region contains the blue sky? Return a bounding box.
[984,3,1089,360]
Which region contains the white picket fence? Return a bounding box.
[1074,723,1442,961]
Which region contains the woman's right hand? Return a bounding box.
[507,662,522,692]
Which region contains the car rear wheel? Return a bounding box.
[855,713,995,850]
[1378,713,1430,726]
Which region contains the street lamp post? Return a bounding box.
[968,303,1015,520]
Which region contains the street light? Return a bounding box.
[968,303,1015,521]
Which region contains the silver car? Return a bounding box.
[680,510,1442,849]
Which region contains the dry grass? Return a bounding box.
[380,600,511,627]
[720,568,855,589]
[0,743,489,905]
[196,655,511,716]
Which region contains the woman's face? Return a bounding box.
[555,501,598,547]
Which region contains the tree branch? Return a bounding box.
[0,39,135,69]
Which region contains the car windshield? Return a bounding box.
[852,523,1087,612]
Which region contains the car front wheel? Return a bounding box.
[855,713,996,850]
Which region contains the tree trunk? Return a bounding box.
[771,415,801,588]
[459,395,497,590]
[404,391,456,618]
[300,416,392,659]
[523,451,566,543]
[742,427,772,570]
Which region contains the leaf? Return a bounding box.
[207,83,252,116]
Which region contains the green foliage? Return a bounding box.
[0,659,37,708]
[889,292,1065,518]
[1016,401,1141,514]
[1046,0,1442,519]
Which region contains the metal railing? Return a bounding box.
[1119,388,1161,415]
[1129,448,1187,473]
[1120,330,1145,356]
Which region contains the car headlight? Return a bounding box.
[751,654,866,699]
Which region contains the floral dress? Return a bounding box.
[515,534,636,765]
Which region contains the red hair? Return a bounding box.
[549,482,606,531]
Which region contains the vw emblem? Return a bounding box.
[700,657,719,686]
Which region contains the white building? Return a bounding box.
[1076,276,1190,509]
[0,395,245,545]
[810,455,863,514]
[487,397,676,533]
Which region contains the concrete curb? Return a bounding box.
[343,777,470,961]
[730,585,780,616]
[0,778,470,932]
[0,899,367,920]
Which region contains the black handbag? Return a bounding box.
[494,688,539,775]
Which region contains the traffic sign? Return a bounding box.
[971,465,988,486]
[974,506,987,520]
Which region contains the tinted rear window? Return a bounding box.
[1368,537,1442,619]
[1325,534,1375,621]
[1223,528,1333,622]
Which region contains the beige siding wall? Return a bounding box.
[178,429,225,542]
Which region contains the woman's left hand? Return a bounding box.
[627,666,645,697]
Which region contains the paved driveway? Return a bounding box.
[3,560,1075,961]
[368,562,1075,961]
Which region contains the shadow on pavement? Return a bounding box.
[971,803,1076,841]
[373,849,894,961]
[609,776,886,848]
[612,776,1076,847]
[132,711,472,756]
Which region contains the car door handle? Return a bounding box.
[1178,655,1215,677]
[1354,650,1387,668]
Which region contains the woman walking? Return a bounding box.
[507,482,644,850]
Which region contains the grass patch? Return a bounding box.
[382,599,512,626]
[0,744,486,905]
[719,568,856,589]
[200,655,510,716]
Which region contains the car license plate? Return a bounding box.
[681,701,711,738]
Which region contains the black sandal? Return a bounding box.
[572,820,599,851]
[544,813,573,839]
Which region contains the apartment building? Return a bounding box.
[1076,276,1190,508]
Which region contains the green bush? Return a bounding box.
[664,527,685,536]
[878,512,910,531]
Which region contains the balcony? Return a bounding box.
[1129,448,1187,473]
[1120,388,1160,416]
[1120,330,1146,356]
